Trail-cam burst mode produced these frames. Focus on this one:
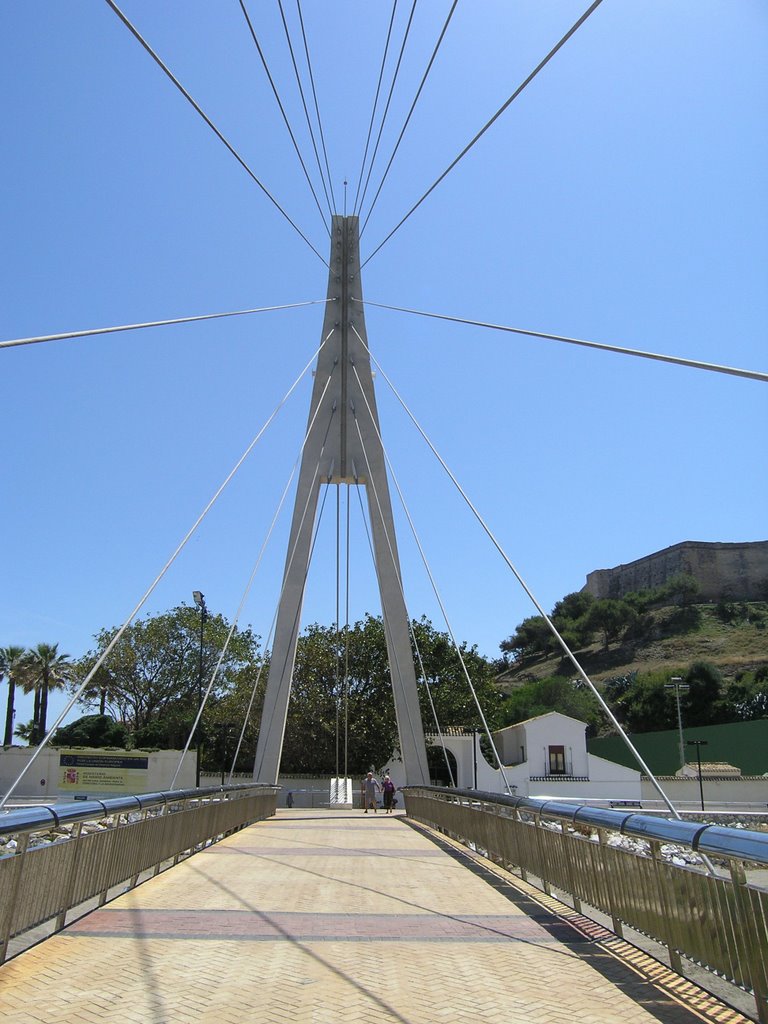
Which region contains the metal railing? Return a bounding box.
[404,786,768,1023]
[0,783,277,962]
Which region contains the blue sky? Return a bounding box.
[2,1,766,737]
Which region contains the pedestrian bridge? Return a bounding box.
[1,786,766,1023]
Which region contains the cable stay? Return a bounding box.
[172,430,334,790]
[355,0,419,220]
[238,0,331,234]
[354,298,768,382]
[229,391,339,784]
[350,341,504,788]
[348,416,430,776]
[352,484,456,788]
[102,0,328,267]
[343,485,351,779]
[351,0,400,217]
[252,403,340,781]
[170,440,306,789]
[354,327,696,826]
[362,0,605,267]
[0,332,334,809]
[295,0,337,213]
[359,0,458,238]
[228,600,278,783]
[0,299,331,351]
[277,0,334,215]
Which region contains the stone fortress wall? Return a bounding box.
[583,540,768,602]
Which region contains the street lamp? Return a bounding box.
[192,591,207,788]
[686,739,708,812]
[664,676,689,769]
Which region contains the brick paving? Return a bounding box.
[0,809,753,1024]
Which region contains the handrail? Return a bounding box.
[0,783,270,839]
[409,785,768,865]
[0,783,278,964]
[404,786,768,1023]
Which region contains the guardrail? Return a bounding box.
[404,786,768,1023]
[0,783,278,962]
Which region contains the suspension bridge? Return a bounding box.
[2,2,767,1022]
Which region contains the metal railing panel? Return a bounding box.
[404,787,768,1023]
[0,785,277,959]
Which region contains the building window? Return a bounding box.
[548,745,566,775]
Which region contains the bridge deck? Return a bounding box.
[0,809,751,1024]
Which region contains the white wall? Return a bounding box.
[426,728,641,802]
[642,775,768,809]
[0,746,196,800]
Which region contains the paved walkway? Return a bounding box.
[0,809,752,1024]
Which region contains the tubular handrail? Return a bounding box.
[404,785,768,1022]
[0,783,274,839]
[408,785,768,865]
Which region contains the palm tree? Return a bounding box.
[1,645,27,746]
[22,643,73,745]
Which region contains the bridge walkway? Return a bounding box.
[0,809,752,1024]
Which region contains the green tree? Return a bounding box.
[500,676,603,734]
[22,643,73,744]
[73,606,263,754]
[615,672,677,732]
[279,615,501,776]
[584,599,636,650]
[500,615,553,662]
[682,660,724,726]
[52,714,128,748]
[414,617,502,733]
[1,645,27,746]
[550,592,596,648]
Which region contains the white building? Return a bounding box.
[383,712,641,802]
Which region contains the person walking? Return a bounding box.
[362,771,380,813]
[381,773,396,814]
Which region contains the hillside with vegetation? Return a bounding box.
[495,576,768,737]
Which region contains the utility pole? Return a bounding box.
[664,676,689,768]
[192,591,207,788]
[687,739,708,811]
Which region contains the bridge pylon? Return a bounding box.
[253,215,430,787]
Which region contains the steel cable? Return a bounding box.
[0,333,334,808]
[350,341,505,788]
[359,0,458,237]
[352,0,399,216]
[360,331,692,819]
[102,0,328,266]
[238,0,331,233]
[277,0,334,216]
[354,298,768,382]
[355,0,419,219]
[0,299,330,351]
[362,0,605,267]
[296,0,337,212]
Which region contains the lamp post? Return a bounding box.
[664,676,689,768]
[686,739,708,811]
[219,723,233,785]
[192,591,207,788]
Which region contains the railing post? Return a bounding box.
[532,812,551,896]
[0,833,30,963]
[514,807,528,882]
[650,840,682,974]
[729,860,768,1024]
[597,827,624,938]
[55,821,85,931]
[561,827,582,915]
